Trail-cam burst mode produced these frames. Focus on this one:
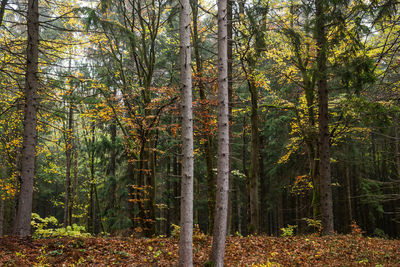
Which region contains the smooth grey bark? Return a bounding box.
[178,0,193,264]
[14,0,39,237]
[210,0,229,264]
[315,0,334,235]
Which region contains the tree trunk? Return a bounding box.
[209,0,229,264]
[249,80,259,234]
[178,0,194,264]
[191,0,215,234]
[173,154,180,225]
[166,157,171,235]
[259,136,266,233]
[315,0,334,235]
[71,146,78,225]
[64,104,73,227]
[0,197,4,236]
[106,119,116,231]
[14,0,39,237]
[227,0,233,235]
[344,159,352,233]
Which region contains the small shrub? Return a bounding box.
[31,213,91,238]
[170,223,207,242]
[373,228,387,239]
[350,221,364,236]
[281,224,297,237]
[171,224,180,239]
[193,224,207,242]
[303,218,322,233]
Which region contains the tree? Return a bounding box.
[190,0,216,234]
[209,0,229,264]
[315,0,334,235]
[14,0,39,236]
[178,0,194,264]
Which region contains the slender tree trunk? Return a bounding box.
[191,0,215,234]
[249,80,259,234]
[88,124,96,234]
[148,142,156,235]
[259,136,266,233]
[71,146,78,224]
[394,122,400,235]
[394,122,400,178]
[344,159,352,233]
[88,183,94,234]
[14,0,39,237]
[315,0,334,235]
[209,0,229,264]
[64,104,73,227]
[227,0,233,235]
[173,154,180,225]
[166,157,171,235]
[0,197,4,236]
[106,119,116,230]
[178,0,194,264]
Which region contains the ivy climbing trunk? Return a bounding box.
[14,0,39,237]
[315,0,334,235]
[178,0,193,263]
[210,0,229,264]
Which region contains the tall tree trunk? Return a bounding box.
[178,0,194,264]
[88,124,96,234]
[227,0,233,235]
[344,158,352,233]
[315,0,334,235]
[14,0,39,237]
[106,119,116,231]
[71,146,78,224]
[209,0,229,264]
[249,80,259,234]
[64,104,73,227]
[259,136,266,233]
[166,157,171,235]
[191,0,215,234]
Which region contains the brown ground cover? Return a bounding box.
[0,234,399,266]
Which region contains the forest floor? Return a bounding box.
[0,234,399,266]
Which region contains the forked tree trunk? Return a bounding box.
[315,0,334,235]
[178,0,194,264]
[209,0,229,264]
[14,0,39,237]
